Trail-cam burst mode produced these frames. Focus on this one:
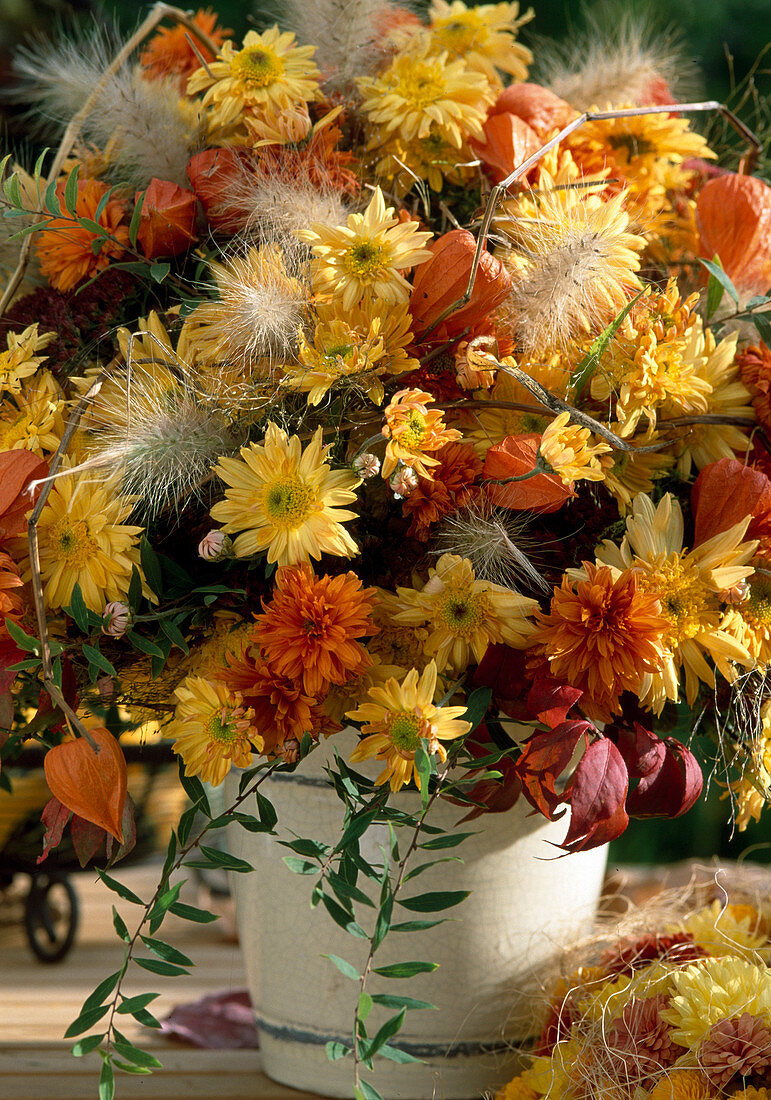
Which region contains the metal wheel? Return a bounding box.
[23,872,79,963]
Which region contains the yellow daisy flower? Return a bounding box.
[428,0,533,83]
[20,471,145,612]
[371,128,472,196]
[660,956,771,1048]
[598,426,673,515]
[297,187,433,313]
[187,27,321,135]
[284,315,387,406]
[393,553,539,675]
[722,573,771,668]
[382,388,462,480]
[0,370,66,457]
[0,324,54,396]
[210,422,360,565]
[169,676,262,787]
[591,493,757,712]
[346,661,471,792]
[539,411,611,484]
[678,900,770,962]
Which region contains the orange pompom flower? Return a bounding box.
[35,179,130,293]
[738,342,771,433]
[402,442,482,540]
[220,649,319,757]
[135,178,198,258]
[527,563,669,722]
[140,8,231,86]
[255,565,378,697]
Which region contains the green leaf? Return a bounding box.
[420,832,476,850]
[751,311,771,345]
[148,882,184,933]
[127,565,143,611]
[65,582,90,632]
[128,189,145,248]
[326,1041,351,1062]
[706,268,725,319]
[355,1079,384,1100]
[168,900,219,924]
[3,170,23,209]
[177,762,211,815]
[699,257,739,304]
[390,919,447,932]
[322,953,360,981]
[140,536,163,597]
[255,791,277,830]
[372,892,393,952]
[43,177,61,217]
[116,993,160,1016]
[404,857,462,883]
[126,630,166,659]
[99,1059,114,1100]
[358,992,374,1022]
[320,893,368,938]
[176,802,200,847]
[132,1008,162,1029]
[93,185,117,224]
[327,870,375,908]
[334,809,379,852]
[112,907,130,943]
[72,1034,105,1057]
[81,971,122,1015]
[4,617,40,652]
[63,164,80,216]
[398,890,469,912]
[111,1035,163,1069]
[461,686,493,735]
[140,935,193,967]
[135,956,189,977]
[64,1003,110,1038]
[567,287,647,399]
[158,617,190,654]
[81,643,117,677]
[372,961,439,979]
[198,845,253,873]
[282,856,318,875]
[371,994,436,1011]
[150,261,170,283]
[361,1009,406,1060]
[377,1043,423,1064]
[96,869,144,905]
[414,742,432,809]
[279,837,329,858]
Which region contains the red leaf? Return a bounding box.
[527,676,583,728]
[44,728,127,842]
[469,112,541,185]
[37,797,71,864]
[608,721,667,779]
[0,450,47,538]
[71,814,107,868]
[514,721,589,819]
[626,738,703,818]
[106,794,138,866]
[472,644,531,718]
[559,737,629,853]
[0,638,24,695]
[692,458,771,548]
[483,434,575,513]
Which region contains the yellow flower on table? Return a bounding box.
[0,324,54,396]
[169,675,261,786]
[210,422,360,565]
[428,0,533,83]
[346,661,471,792]
[0,370,65,457]
[660,956,771,1049]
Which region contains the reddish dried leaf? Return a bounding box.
[626,738,703,818]
[472,644,531,718]
[608,721,667,780]
[527,676,583,728]
[106,794,138,866]
[483,435,574,513]
[71,814,107,868]
[488,83,574,137]
[470,112,541,184]
[37,797,71,864]
[44,728,127,843]
[0,638,24,695]
[692,458,771,549]
[514,721,589,819]
[559,737,629,853]
[187,148,253,233]
[136,177,198,258]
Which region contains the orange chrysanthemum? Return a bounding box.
[382,388,462,480]
[35,179,130,293]
[527,563,669,721]
[140,8,231,85]
[254,565,378,696]
[0,549,24,633]
[738,342,771,432]
[402,442,482,540]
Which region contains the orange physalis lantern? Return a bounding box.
[410,229,511,341]
[44,728,128,843]
[136,178,198,258]
[696,173,771,294]
[470,113,541,184]
[187,148,252,233]
[488,83,574,138]
[482,434,574,513]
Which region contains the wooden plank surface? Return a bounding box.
[0,859,320,1100]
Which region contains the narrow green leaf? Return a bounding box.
[168,901,218,924]
[127,565,143,611]
[326,1041,351,1062]
[177,762,211,815]
[112,907,130,943]
[420,832,476,850]
[111,1037,163,1069]
[63,164,80,217]
[64,1004,110,1038]
[135,956,189,977]
[126,630,166,659]
[320,893,368,938]
[65,582,90,632]
[404,857,462,883]
[358,992,374,1022]
[282,856,318,875]
[176,802,199,847]
[148,882,184,932]
[93,185,117,224]
[371,994,436,1011]
[699,257,739,304]
[398,890,469,913]
[377,1043,423,1064]
[132,1007,162,1029]
[334,809,378,852]
[198,845,252,873]
[72,1034,105,1057]
[414,742,431,810]
[372,961,439,979]
[327,870,375,908]
[751,311,771,345]
[158,617,190,654]
[140,935,193,967]
[3,171,23,208]
[98,1059,114,1100]
[116,993,160,1016]
[279,837,329,858]
[322,953,360,981]
[43,177,61,217]
[355,1079,384,1100]
[82,643,117,677]
[4,617,39,652]
[128,189,145,248]
[461,686,493,735]
[372,893,393,952]
[81,971,121,1015]
[705,269,725,319]
[140,536,163,597]
[96,869,144,905]
[390,919,447,932]
[362,1009,406,1059]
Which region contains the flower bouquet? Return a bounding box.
[0,0,770,1096]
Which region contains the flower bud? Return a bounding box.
[198,530,231,561]
[354,452,380,479]
[101,601,131,638]
[390,465,419,499]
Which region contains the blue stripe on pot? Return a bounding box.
[253,1015,513,1059]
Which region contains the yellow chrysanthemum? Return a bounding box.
[187,27,320,137]
[297,187,433,313]
[370,128,473,196]
[368,588,431,672]
[210,422,360,565]
[598,426,673,515]
[660,956,771,1049]
[0,324,54,396]
[20,472,145,612]
[539,411,611,484]
[592,493,757,712]
[169,675,262,786]
[284,315,387,406]
[0,370,65,457]
[428,0,533,83]
[382,388,462,480]
[722,573,771,668]
[646,1069,716,1100]
[346,661,471,792]
[393,553,539,675]
[678,901,770,962]
[358,35,494,149]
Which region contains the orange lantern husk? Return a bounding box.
[136,178,198,258]
[696,173,771,294]
[488,83,574,138]
[470,112,541,185]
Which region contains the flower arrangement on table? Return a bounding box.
[0,0,770,1094]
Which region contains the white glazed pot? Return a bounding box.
[226,732,608,1099]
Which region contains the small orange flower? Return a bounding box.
[255,565,378,696]
[219,649,319,757]
[140,8,232,86]
[527,563,668,721]
[738,342,771,432]
[402,442,482,540]
[382,388,462,480]
[35,179,130,293]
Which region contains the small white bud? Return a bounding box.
[198,530,232,561]
[102,601,131,639]
[353,452,380,479]
[390,465,419,500]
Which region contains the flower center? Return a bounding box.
[638,554,710,644]
[435,16,483,52]
[398,410,427,449]
[231,45,285,88]
[263,476,316,528]
[388,711,423,752]
[439,587,486,637]
[743,579,771,628]
[393,61,446,108]
[343,241,385,280]
[205,706,242,744]
[608,132,657,160]
[50,518,99,568]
